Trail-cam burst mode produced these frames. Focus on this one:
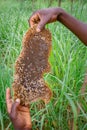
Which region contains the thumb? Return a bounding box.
[10,99,20,119]
[37,16,50,32]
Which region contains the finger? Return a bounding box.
[10,99,20,119]
[29,13,40,28]
[6,88,11,102]
[28,11,37,26]
[6,88,13,114]
[37,15,50,32]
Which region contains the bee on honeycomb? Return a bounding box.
[12,26,52,106]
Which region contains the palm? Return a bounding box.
[15,106,30,126]
[15,106,31,128]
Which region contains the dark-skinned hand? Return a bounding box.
[29,8,62,32]
[29,7,87,45]
[6,88,32,130]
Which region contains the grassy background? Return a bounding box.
[0,0,87,129]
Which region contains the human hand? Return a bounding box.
[29,7,63,32]
[6,88,32,130]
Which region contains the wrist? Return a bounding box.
[56,7,64,21]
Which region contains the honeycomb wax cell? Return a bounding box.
[12,26,52,106]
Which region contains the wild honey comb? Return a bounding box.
[12,26,52,106]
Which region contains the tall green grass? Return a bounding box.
[0,0,87,129]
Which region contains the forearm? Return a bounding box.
[58,8,87,45]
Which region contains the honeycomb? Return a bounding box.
[12,26,52,106]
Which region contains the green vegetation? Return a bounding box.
[0,0,87,129]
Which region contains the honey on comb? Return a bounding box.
[12,26,52,106]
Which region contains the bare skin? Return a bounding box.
[6,88,32,130]
[29,7,87,45]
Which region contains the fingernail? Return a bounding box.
[37,28,40,32]
[16,98,20,103]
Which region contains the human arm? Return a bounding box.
[29,8,87,45]
[6,88,32,130]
